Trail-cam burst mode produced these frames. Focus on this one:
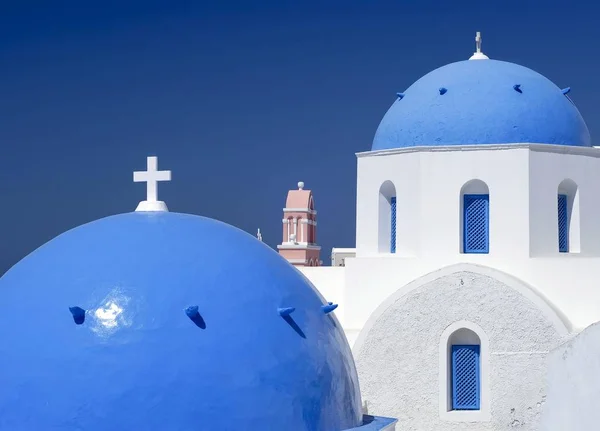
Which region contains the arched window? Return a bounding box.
[308,196,316,244]
[460,180,490,254]
[449,329,481,410]
[439,321,490,421]
[378,181,397,253]
[557,179,580,253]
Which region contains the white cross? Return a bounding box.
[469,31,489,60]
[133,156,171,212]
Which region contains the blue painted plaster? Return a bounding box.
[0,212,362,431]
[344,415,397,430]
[372,59,591,150]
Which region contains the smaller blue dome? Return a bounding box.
[372,59,591,150]
[0,212,362,431]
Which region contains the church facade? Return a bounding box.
[279,34,599,430]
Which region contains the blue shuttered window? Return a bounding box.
[463,194,489,253]
[390,197,397,253]
[558,194,568,253]
[451,345,480,410]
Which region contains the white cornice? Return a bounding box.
[356,143,600,159]
[332,247,356,253]
[283,208,317,215]
[277,244,321,251]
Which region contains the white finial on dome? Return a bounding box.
[257,228,263,242]
[298,181,304,190]
[133,156,171,212]
[469,31,489,60]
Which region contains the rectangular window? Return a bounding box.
[390,197,397,253]
[463,194,489,253]
[558,194,568,253]
[451,345,480,410]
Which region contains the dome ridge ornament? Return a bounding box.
[469,31,490,60]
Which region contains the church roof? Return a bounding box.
[285,181,314,209]
[0,211,360,429]
[372,45,591,151]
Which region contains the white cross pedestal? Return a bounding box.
[133,156,171,212]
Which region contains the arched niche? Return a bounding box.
[440,321,490,421]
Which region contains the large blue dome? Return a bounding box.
[0,212,362,431]
[372,59,591,150]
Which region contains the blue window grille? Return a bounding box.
[463,194,489,253]
[558,194,568,253]
[390,197,397,253]
[451,345,480,410]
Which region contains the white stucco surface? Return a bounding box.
[352,268,567,431]
[541,321,600,431]
[298,266,347,323]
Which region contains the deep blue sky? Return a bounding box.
[0,1,598,272]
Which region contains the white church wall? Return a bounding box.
[417,147,530,259]
[297,266,347,325]
[356,151,421,257]
[356,144,600,261]
[528,146,600,256]
[541,321,600,431]
[305,144,600,348]
[356,145,533,260]
[352,268,567,431]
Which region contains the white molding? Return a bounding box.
[332,247,357,253]
[286,258,308,264]
[438,321,491,422]
[283,208,317,215]
[277,244,321,251]
[356,143,600,159]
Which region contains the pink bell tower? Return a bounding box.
[277,181,322,267]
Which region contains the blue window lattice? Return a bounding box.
[463,194,489,253]
[451,345,480,410]
[390,197,397,253]
[558,194,568,253]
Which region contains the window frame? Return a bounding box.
[558,193,569,253]
[463,194,490,254]
[451,344,481,411]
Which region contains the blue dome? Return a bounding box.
[0,212,362,431]
[372,59,591,150]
